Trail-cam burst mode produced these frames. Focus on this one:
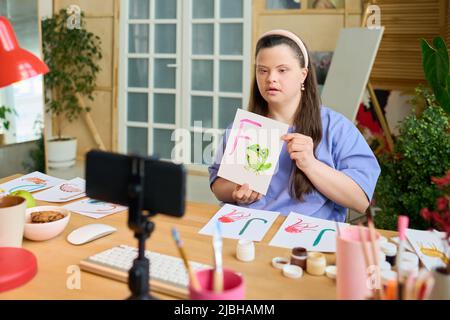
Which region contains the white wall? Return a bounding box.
[385,91,415,136]
[38,0,52,18]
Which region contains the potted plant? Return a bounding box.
[421,170,450,299]
[374,35,450,230]
[374,36,450,298]
[0,105,17,145]
[42,8,102,168]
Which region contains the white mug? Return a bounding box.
[0,196,27,247]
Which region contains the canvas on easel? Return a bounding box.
[321,27,385,123]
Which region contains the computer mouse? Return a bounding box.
[67,224,117,245]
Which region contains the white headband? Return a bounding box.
[259,29,309,68]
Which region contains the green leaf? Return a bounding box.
[259,163,272,171]
[421,38,448,89]
[421,37,450,115]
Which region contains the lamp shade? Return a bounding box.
[0,16,49,88]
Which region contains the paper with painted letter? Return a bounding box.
[217,109,289,195]
[406,229,448,271]
[269,212,349,252]
[0,171,66,196]
[198,204,279,241]
[33,177,86,203]
[63,197,128,219]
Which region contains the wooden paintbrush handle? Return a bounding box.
[188,267,201,291]
[213,270,223,293]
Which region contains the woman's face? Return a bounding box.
[255,44,307,107]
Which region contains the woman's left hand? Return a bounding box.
[281,133,317,171]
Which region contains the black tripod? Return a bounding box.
[127,157,157,300]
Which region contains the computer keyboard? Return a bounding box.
[80,244,210,299]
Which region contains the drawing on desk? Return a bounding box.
[217,109,289,195]
[284,218,319,233]
[199,203,279,241]
[63,197,127,219]
[419,242,449,265]
[0,171,65,195]
[60,183,83,193]
[34,177,86,203]
[406,228,448,271]
[239,218,268,235]
[313,229,336,247]
[269,212,348,252]
[218,209,250,223]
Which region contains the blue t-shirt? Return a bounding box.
[208,106,381,222]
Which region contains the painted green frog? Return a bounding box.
[245,144,272,174]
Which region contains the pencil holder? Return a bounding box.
[336,226,379,300]
[189,268,245,300]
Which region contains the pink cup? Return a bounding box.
[189,268,245,300]
[336,226,379,300]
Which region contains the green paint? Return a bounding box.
[313,228,335,246]
[239,218,268,235]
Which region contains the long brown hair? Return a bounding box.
[248,34,322,201]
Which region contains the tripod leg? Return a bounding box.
[127,257,155,300]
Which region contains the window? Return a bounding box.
[119,0,251,170]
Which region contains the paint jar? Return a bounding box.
[290,247,307,270]
[398,260,419,280]
[236,239,255,262]
[380,269,397,287]
[306,252,326,276]
[380,242,397,266]
[400,252,419,267]
[380,260,391,271]
[378,250,386,262]
[378,236,388,246]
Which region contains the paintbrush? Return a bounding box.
[396,215,409,299]
[171,227,201,291]
[358,223,376,299]
[358,224,372,274]
[366,212,383,299]
[213,221,223,293]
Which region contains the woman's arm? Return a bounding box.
[282,132,372,213]
[211,177,237,203]
[303,159,370,213]
[211,178,263,204]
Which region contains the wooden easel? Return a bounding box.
[361,1,394,152]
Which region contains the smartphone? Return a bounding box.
[85,150,186,217]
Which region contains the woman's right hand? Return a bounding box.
[232,183,263,205]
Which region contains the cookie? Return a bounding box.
[31,211,65,223]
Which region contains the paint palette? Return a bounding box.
[198,204,279,242]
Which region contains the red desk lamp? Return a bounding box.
[0,16,49,88]
[0,15,45,293]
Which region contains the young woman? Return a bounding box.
[208,29,380,222]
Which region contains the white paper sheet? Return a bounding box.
[33,177,86,203]
[269,212,349,252]
[63,198,128,219]
[406,229,449,271]
[217,109,289,195]
[198,204,279,242]
[0,171,65,195]
[390,236,415,253]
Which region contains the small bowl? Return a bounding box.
[24,206,71,241]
